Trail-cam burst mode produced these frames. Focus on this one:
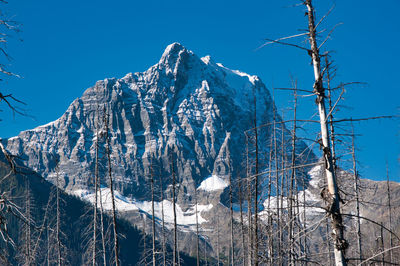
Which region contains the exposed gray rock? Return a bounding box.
[4,43,313,204]
[3,43,319,262]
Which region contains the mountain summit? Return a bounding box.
[4,43,313,204]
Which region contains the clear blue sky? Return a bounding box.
[1,0,399,181]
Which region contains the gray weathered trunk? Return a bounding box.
[351,125,362,261]
[304,1,347,265]
[105,111,120,266]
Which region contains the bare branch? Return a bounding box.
[325,86,345,123]
[257,37,310,52]
[342,213,400,242]
[331,81,367,92]
[357,246,400,266]
[315,4,336,29]
[318,23,343,50]
[256,32,308,51]
[333,115,396,123]
[274,87,314,94]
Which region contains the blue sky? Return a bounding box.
[1,0,399,181]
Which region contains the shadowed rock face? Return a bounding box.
[4,43,313,206]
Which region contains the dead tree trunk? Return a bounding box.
[266,141,274,266]
[171,153,178,266]
[92,113,100,266]
[288,86,298,266]
[325,56,337,172]
[272,94,282,264]
[24,180,32,265]
[302,175,308,263]
[386,163,393,263]
[142,213,147,266]
[56,166,62,266]
[105,110,120,266]
[204,237,208,266]
[194,184,200,266]
[380,222,385,264]
[98,174,107,266]
[159,171,166,266]
[47,223,50,266]
[304,1,347,265]
[253,93,259,266]
[280,111,286,263]
[351,125,362,262]
[229,171,235,266]
[326,219,332,265]
[238,180,246,266]
[150,158,156,266]
[245,136,253,266]
[216,214,220,266]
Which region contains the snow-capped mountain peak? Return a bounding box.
[4,42,314,207]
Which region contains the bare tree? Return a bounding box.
[216,213,220,266]
[304,1,348,264]
[159,169,167,266]
[288,84,298,266]
[194,184,200,266]
[252,92,259,266]
[55,165,62,266]
[104,109,120,266]
[92,108,101,266]
[245,136,253,266]
[386,162,393,263]
[238,179,246,266]
[98,168,107,266]
[351,124,363,261]
[150,157,156,266]
[170,153,178,266]
[272,92,282,265]
[229,171,235,265]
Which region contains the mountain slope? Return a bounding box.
[0,149,197,265]
[4,42,314,202]
[2,43,318,262]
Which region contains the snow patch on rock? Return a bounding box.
[72,188,213,228]
[198,175,228,192]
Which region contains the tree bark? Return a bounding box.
[238,180,246,266]
[245,136,253,266]
[351,125,362,262]
[171,153,178,266]
[305,1,347,265]
[272,94,282,264]
[92,112,100,266]
[98,174,107,266]
[253,93,259,266]
[229,172,235,266]
[105,110,120,266]
[150,158,156,266]
[288,86,298,266]
[56,166,62,266]
[195,184,200,266]
[159,171,166,266]
[386,163,393,263]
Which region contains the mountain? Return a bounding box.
[2,42,316,260]
[4,42,313,200]
[1,43,399,264]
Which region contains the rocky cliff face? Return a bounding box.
[2,43,318,260]
[4,43,313,204]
